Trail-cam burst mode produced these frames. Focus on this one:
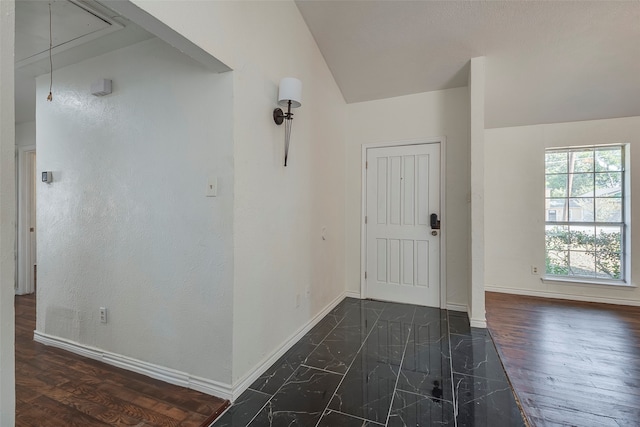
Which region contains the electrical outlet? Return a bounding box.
[531,265,539,275]
[99,307,108,323]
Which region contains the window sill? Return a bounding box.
[542,276,636,288]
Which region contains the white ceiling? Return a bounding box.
[295,0,640,128]
[15,0,153,123]
[16,0,111,64]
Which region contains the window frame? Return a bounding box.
[543,144,631,286]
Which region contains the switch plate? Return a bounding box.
[206,177,218,197]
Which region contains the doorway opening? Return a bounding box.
[16,146,36,296]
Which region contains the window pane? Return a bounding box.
[569,251,595,277]
[546,225,569,250]
[546,151,568,174]
[569,198,593,222]
[570,150,594,173]
[546,199,567,221]
[595,226,622,252]
[595,148,622,172]
[546,250,569,276]
[546,174,567,197]
[596,253,622,280]
[596,198,622,222]
[545,146,626,282]
[569,173,594,197]
[569,226,595,252]
[595,226,622,280]
[595,172,622,195]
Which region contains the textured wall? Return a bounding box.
[346,87,471,309]
[0,0,16,422]
[35,38,235,383]
[130,0,349,386]
[485,116,640,304]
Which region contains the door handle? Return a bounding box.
[430,213,440,230]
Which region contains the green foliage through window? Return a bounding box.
[545,146,625,281]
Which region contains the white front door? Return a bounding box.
[365,143,441,307]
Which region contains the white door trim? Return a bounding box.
[360,138,447,309]
[16,144,36,295]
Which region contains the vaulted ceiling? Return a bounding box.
[15,1,640,129]
[295,0,640,128]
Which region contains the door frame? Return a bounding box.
[16,144,36,295]
[360,137,447,309]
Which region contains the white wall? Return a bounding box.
[36,38,235,384]
[485,116,640,305]
[129,1,348,386]
[228,4,347,386]
[15,121,35,147]
[468,57,486,327]
[346,87,470,308]
[0,0,16,423]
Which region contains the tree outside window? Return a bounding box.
[545,146,625,281]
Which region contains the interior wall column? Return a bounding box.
[0,0,17,423]
[469,56,487,328]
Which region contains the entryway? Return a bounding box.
[362,141,444,307]
[16,146,36,296]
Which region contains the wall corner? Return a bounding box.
[469,56,486,328]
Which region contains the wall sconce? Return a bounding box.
[273,77,302,167]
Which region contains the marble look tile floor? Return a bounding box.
[212,298,526,426]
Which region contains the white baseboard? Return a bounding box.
[485,285,640,307]
[229,291,348,401]
[467,303,487,329]
[344,290,361,299]
[446,303,467,312]
[33,330,233,400]
[33,291,349,404]
[446,303,486,328]
[469,318,487,328]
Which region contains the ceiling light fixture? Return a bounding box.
[273,77,302,167]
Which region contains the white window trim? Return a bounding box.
[541,276,635,288]
[544,144,631,286]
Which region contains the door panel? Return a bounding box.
[365,144,440,307]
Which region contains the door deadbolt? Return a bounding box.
[431,230,438,236]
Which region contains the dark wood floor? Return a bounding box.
[15,293,229,426]
[486,291,640,427]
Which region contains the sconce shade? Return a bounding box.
[277,77,302,108]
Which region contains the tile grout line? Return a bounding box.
[241,362,299,426]
[313,306,385,427]
[394,387,453,403]
[299,363,344,376]
[447,309,459,427]
[383,307,417,426]
[246,388,272,397]
[328,409,386,426]
[241,302,367,427]
[240,306,354,427]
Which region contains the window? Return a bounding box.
[545,146,626,282]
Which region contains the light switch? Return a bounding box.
[206,177,218,197]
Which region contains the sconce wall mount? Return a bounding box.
[273,77,302,167]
